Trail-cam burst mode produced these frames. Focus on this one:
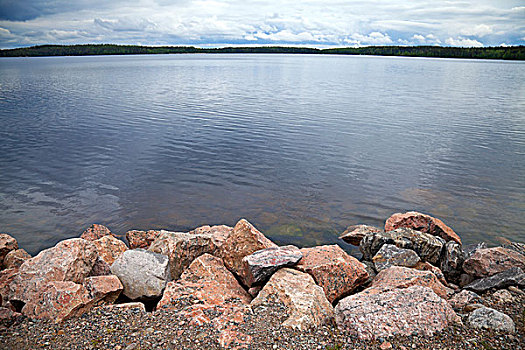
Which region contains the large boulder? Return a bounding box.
[335,286,459,340]
[126,230,161,249]
[464,267,525,293]
[3,249,31,269]
[157,254,251,310]
[384,211,461,244]
[468,307,515,333]
[93,235,128,265]
[80,224,112,241]
[218,219,277,278]
[440,241,465,282]
[0,234,18,267]
[295,245,368,303]
[240,245,302,287]
[372,244,420,272]
[463,247,525,278]
[9,238,97,304]
[110,249,170,300]
[189,225,233,251]
[83,275,123,306]
[251,268,335,330]
[148,230,215,280]
[339,225,381,246]
[360,228,444,265]
[368,266,451,299]
[21,281,94,322]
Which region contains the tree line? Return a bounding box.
[1,44,524,60]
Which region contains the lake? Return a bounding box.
[0,54,523,255]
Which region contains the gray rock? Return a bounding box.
[468,307,515,333]
[502,242,525,256]
[372,244,420,272]
[240,245,302,287]
[465,267,525,293]
[440,241,465,282]
[360,228,444,265]
[110,249,170,300]
[361,260,376,284]
[339,225,381,246]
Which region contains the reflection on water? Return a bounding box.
[0,54,524,254]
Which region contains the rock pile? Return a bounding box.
[0,211,524,348]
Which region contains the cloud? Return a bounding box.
[346,32,393,45]
[445,37,484,47]
[460,24,493,37]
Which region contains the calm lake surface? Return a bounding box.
[0,54,524,255]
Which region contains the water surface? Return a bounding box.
[0,54,524,254]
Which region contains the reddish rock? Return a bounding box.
[148,230,215,280]
[463,247,525,278]
[93,235,127,265]
[240,245,303,287]
[3,249,31,269]
[0,268,18,304]
[88,257,111,277]
[0,234,18,267]
[384,211,461,244]
[83,275,123,306]
[295,245,368,303]
[126,230,161,249]
[448,290,482,310]
[339,225,381,246]
[335,286,459,340]
[251,268,335,330]
[368,266,451,299]
[219,219,277,278]
[414,261,449,286]
[9,238,97,304]
[157,254,251,310]
[80,224,112,241]
[189,225,233,251]
[22,281,94,322]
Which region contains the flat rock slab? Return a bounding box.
[368,266,451,299]
[335,286,459,340]
[93,236,128,266]
[295,245,368,303]
[463,247,525,278]
[157,253,251,310]
[126,230,161,250]
[384,211,461,244]
[372,244,420,272]
[465,267,525,293]
[468,307,515,333]
[9,238,97,304]
[240,245,302,287]
[360,228,444,265]
[110,249,170,300]
[80,224,112,241]
[339,225,381,246]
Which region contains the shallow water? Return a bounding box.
[0,54,524,254]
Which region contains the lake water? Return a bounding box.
[0,54,524,255]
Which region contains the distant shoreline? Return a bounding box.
[1,44,524,60]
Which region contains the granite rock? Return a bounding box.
[83,275,123,306]
[3,249,31,269]
[339,225,381,246]
[464,267,525,293]
[80,224,112,241]
[93,235,128,266]
[372,244,420,272]
[463,247,525,278]
[468,307,515,333]
[0,234,18,268]
[126,230,161,249]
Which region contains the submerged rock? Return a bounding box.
[384,211,461,244]
[251,268,335,330]
[463,247,525,278]
[339,225,381,246]
[295,245,368,303]
[336,286,459,340]
[360,228,444,265]
[240,245,302,287]
[110,249,170,300]
[372,244,420,272]
[465,267,525,293]
[468,307,515,333]
[80,224,112,241]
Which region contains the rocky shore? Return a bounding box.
[0,211,524,349]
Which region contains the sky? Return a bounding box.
[0,0,524,49]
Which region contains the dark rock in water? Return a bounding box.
[360,228,444,265]
[339,225,381,246]
[440,241,465,283]
[463,247,525,278]
[240,245,302,287]
[372,244,420,272]
[110,249,170,300]
[464,267,525,293]
[467,307,515,333]
[335,286,459,340]
[384,211,461,244]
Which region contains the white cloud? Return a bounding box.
[460,24,493,37]
[346,32,393,45]
[445,37,484,47]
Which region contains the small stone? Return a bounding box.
[492,289,514,303]
[448,290,482,310]
[380,341,393,350]
[468,307,515,333]
[104,302,146,312]
[464,303,484,313]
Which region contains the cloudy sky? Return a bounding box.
[0,0,524,49]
